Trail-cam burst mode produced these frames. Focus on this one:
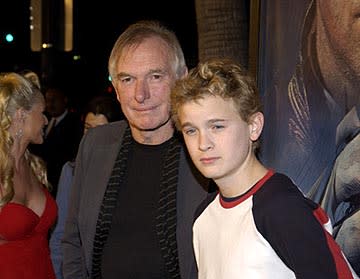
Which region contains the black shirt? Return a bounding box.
[101,139,171,279]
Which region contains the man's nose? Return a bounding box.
[134,80,150,103]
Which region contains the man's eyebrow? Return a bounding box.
[116,72,131,79]
[180,122,193,129]
[148,68,166,75]
[115,69,166,80]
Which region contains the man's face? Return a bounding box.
[112,37,177,137]
[45,89,67,117]
[317,0,360,80]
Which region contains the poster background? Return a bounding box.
[258,0,360,274]
[258,0,315,191]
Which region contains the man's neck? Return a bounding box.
[53,109,68,125]
[131,122,174,145]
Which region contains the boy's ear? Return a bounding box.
[249,112,264,141]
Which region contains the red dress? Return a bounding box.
[0,188,58,278]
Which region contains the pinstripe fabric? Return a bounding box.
[156,136,181,278]
[91,128,181,278]
[91,126,132,278]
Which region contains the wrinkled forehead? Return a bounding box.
[122,37,172,60]
[121,38,174,67]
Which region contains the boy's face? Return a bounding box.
[178,95,261,186]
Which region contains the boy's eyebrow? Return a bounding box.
[180,118,226,129]
[208,118,226,123]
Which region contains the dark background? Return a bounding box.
[0,0,198,110]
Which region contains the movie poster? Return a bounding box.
[258,0,360,274]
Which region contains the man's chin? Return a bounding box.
[135,116,171,132]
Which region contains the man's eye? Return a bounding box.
[120,77,132,83]
[184,128,196,135]
[151,74,162,80]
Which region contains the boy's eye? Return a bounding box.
[212,124,225,130]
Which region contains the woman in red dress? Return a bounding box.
[0,72,57,279]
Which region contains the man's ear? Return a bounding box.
[249,112,264,141]
[112,83,121,104]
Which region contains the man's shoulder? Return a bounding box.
[57,111,82,131]
[62,110,81,122]
[85,120,128,144]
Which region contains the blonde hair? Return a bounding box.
[171,58,263,149]
[0,72,50,206]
